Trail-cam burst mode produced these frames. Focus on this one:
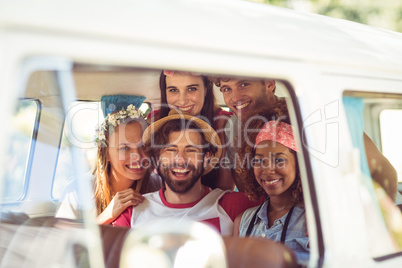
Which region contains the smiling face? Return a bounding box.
[107,121,148,183]
[157,130,206,194]
[165,73,206,116]
[253,140,296,198]
[219,79,275,121]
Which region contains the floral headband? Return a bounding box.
[254,120,298,152]
[94,104,145,147]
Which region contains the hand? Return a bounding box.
[98,188,145,224]
[110,188,145,219]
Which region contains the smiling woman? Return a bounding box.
[165,72,207,118]
[56,105,163,224]
[232,105,309,265]
[155,70,217,124]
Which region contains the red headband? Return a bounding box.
[254,121,298,152]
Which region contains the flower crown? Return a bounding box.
[94,104,144,147]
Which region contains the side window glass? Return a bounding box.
[343,93,402,259]
[140,102,151,116]
[380,109,402,184]
[52,101,152,200]
[52,102,102,200]
[212,76,315,266]
[2,100,38,203]
[0,59,105,267]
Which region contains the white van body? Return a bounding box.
[0,0,401,267]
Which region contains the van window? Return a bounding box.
[380,109,402,183]
[52,101,151,200]
[209,76,316,266]
[52,101,101,200]
[343,93,402,259]
[52,65,318,266]
[1,100,38,203]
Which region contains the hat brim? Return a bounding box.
[143,111,222,175]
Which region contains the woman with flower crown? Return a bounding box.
[57,104,163,224]
[147,70,234,190]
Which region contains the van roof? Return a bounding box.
[1,0,402,76]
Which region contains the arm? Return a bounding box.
[364,133,398,201]
[97,188,144,225]
[233,212,244,237]
[222,236,298,268]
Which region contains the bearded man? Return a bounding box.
[113,110,259,235]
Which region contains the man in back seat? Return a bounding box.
[113,110,260,235]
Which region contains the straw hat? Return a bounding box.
[143,109,222,175]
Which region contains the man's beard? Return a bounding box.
[157,162,204,194]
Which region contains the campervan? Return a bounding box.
[1,0,402,267]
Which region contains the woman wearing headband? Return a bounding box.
[233,107,309,264]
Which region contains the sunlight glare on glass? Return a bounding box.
[380,109,402,182]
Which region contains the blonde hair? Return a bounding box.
[93,115,149,215]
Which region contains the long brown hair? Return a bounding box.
[93,115,150,215]
[237,100,304,207]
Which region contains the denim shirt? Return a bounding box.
[239,199,310,264]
